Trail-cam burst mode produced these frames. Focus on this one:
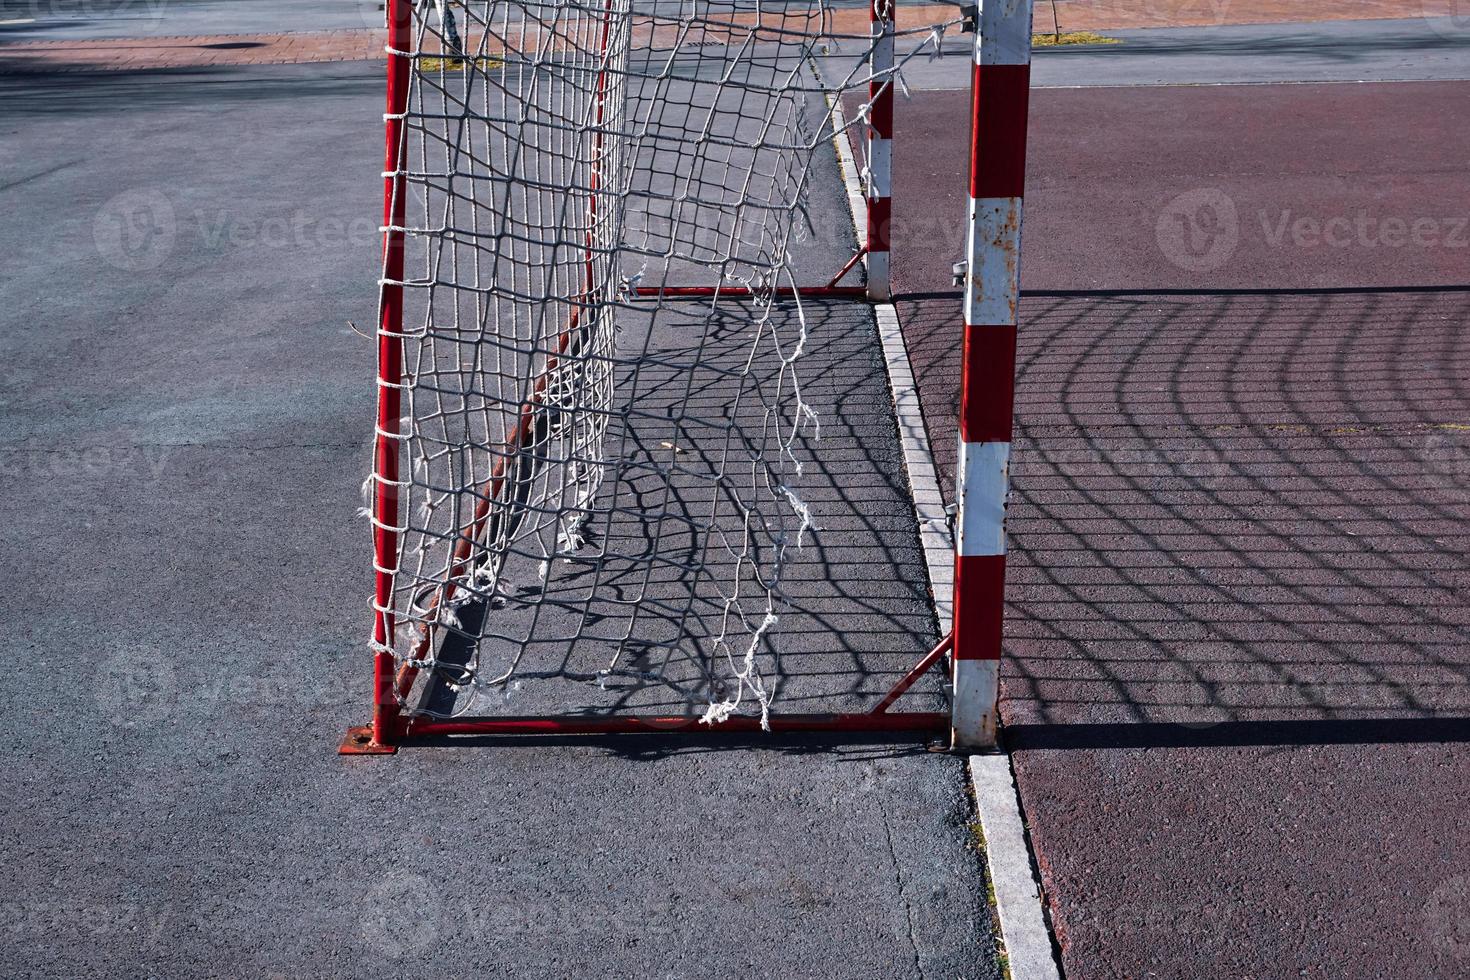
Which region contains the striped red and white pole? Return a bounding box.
[370,0,413,747]
[865,0,894,301]
[951,0,1032,749]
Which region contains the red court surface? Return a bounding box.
[892,80,1470,977]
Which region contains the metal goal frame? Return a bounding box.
[341,0,1033,754]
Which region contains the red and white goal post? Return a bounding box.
[342,0,1033,754]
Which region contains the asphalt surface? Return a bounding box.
[886,78,1470,977]
[0,0,387,38]
[5,12,1469,980]
[0,61,997,977]
[891,80,1470,292]
[884,16,1470,90]
[0,0,879,41]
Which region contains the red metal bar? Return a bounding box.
[825,245,869,289]
[871,633,952,715]
[371,0,414,747]
[404,712,947,738]
[389,0,622,710]
[632,284,869,299]
[865,0,894,300]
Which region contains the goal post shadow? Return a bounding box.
[344,0,1035,755]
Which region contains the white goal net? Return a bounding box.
[370,0,955,728]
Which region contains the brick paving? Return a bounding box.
[0,0,1452,74]
[0,30,388,73]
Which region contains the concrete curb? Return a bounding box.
[829,92,1063,980]
[970,753,1061,980]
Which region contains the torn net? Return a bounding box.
[369,0,955,725]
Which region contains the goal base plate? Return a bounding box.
[338,725,399,755]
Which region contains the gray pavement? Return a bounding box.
[873,16,1470,90]
[0,0,877,41]
[0,0,386,38]
[0,61,997,978]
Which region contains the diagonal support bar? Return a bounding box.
[872,632,953,715]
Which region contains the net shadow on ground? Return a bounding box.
[410,299,947,724]
[897,285,1470,747]
[387,35,939,726]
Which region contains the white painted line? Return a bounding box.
[832,96,948,599]
[971,753,1062,980]
[830,96,870,250]
[875,303,954,619]
[830,87,1063,980]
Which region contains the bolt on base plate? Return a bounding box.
[338,725,398,755]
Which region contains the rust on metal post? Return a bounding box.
[339,724,400,755]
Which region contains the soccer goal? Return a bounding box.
[341,0,1034,753]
